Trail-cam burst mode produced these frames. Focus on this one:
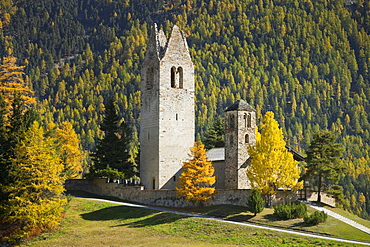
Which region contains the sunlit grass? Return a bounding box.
[183,204,370,242]
[22,197,363,247]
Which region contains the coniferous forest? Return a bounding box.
[0,0,369,219]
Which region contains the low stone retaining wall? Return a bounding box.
[306,191,336,207]
[65,179,298,207]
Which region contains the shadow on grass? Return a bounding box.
[81,205,188,228]
[227,214,255,222]
[189,205,248,218]
[263,214,289,222]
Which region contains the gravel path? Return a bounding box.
[303,201,370,235]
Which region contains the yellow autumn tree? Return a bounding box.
[176,141,216,206]
[2,121,66,241]
[56,121,85,179]
[247,111,303,206]
[0,56,35,109]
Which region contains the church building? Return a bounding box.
[140,24,259,190]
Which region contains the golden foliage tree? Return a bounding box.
[56,121,84,179]
[247,111,303,205]
[176,141,216,206]
[0,56,35,109]
[2,121,66,241]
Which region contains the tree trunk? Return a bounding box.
[318,174,322,203]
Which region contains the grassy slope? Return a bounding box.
[23,197,366,247]
[323,206,370,229]
[187,205,370,242]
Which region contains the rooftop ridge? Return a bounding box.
[225,99,256,112]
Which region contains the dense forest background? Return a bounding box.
[0,0,369,219]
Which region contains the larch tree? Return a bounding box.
[55,121,84,179]
[0,56,35,109]
[305,131,345,203]
[0,94,38,205]
[176,141,216,207]
[247,111,303,206]
[2,121,66,240]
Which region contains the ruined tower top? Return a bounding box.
[144,24,192,65]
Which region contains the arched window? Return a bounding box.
[229,115,235,129]
[146,67,154,89]
[178,67,183,88]
[245,134,249,143]
[171,66,176,88]
[244,114,247,127]
[247,114,252,128]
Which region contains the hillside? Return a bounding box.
[0,0,369,218]
[24,196,368,246]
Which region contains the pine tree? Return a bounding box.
[203,117,225,150]
[176,141,216,206]
[90,98,134,179]
[0,93,9,202]
[247,111,303,206]
[2,121,66,240]
[305,131,345,203]
[247,188,264,216]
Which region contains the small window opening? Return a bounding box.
[146,67,154,89]
[178,67,183,88]
[152,178,155,189]
[171,66,176,88]
[176,113,178,121]
[173,175,176,182]
[229,115,235,129]
[247,114,252,128]
[245,134,249,143]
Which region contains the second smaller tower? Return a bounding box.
[224,100,256,189]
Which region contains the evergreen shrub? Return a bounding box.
[247,188,264,216]
[273,201,307,219]
[304,211,328,225]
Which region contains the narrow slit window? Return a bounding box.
[171,66,176,88]
[247,114,252,128]
[146,67,154,89]
[229,115,235,129]
[178,67,183,88]
[245,134,249,143]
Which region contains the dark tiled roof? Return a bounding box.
[225,99,256,112]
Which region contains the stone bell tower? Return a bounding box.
[224,100,256,189]
[140,24,195,190]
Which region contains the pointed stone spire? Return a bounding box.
[157,29,167,58]
[162,25,192,62]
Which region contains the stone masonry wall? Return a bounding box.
[65,179,299,208]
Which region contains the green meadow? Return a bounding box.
[23,195,369,246]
